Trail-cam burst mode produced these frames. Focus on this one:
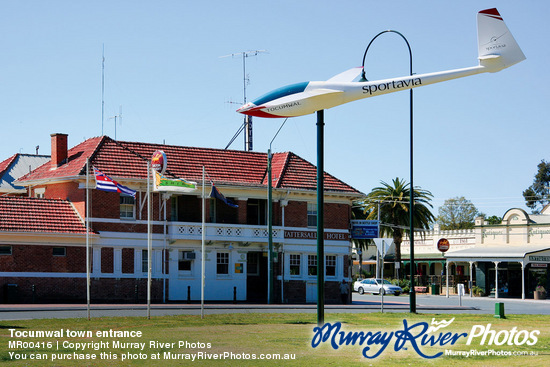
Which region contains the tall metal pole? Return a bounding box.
[267,118,287,305]
[316,110,325,325]
[201,166,206,318]
[101,44,105,136]
[86,159,91,320]
[408,54,416,313]
[267,149,273,304]
[147,161,152,319]
[362,30,415,313]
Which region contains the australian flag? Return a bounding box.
[93,167,136,197]
[210,184,238,208]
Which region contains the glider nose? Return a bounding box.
[236,102,254,114]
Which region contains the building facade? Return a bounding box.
[394,209,550,299]
[0,133,363,304]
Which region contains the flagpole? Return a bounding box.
[147,160,152,319]
[86,159,91,320]
[201,166,205,319]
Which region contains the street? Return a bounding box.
[0,293,548,320]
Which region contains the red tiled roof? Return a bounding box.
[18,136,360,194]
[0,196,89,234]
[0,154,18,177]
[17,136,104,182]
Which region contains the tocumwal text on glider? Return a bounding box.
[236,8,525,118]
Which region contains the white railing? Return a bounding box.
[168,222,284,243]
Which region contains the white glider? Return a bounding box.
[237,8,525,118]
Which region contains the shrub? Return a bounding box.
[472,286,483,296]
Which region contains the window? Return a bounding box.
[247,199,267,225]
[307,203,317,227]
[120,195,135,219]
[178,251,194,271]
[289,254,301,275]
[142,249,149,273]
[217,252,229,274]
[35,187,45,199]
[308,255,317,276]
[0,246,12,255]
[326,255,336,277]
[53,247,66,256]
[247,252,260,276]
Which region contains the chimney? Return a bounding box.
[51,133,68,169]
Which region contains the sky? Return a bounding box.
[1,0,548,219]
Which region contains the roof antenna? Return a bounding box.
[221,50,267,151]
[109,105,122,140]
[101,44,105,136]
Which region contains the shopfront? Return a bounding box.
[444,246,550,299]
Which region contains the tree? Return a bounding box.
[523,160,550,214]
[436,196,479,230]
[479,214,502,225]
[357,178,435,278]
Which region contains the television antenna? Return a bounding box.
[109,105,122,140]
[220,50,267,151]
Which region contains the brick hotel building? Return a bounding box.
[0,133,363,304]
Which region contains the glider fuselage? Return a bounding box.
[238,66,485,118]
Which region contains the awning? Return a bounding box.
[402,253,447,262]
[444,244,550,263]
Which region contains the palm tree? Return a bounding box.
[358,178,435,278]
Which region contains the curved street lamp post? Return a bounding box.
[362,30,416,313]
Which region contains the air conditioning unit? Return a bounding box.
[183,252,196,260]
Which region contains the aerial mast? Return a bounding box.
[221,50,267,151]
[101,44,105,136]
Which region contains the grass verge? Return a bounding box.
[0,313,549,366]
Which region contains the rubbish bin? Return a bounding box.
[494,302,505,319]
[431,284,439,295]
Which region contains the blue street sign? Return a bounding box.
[350,220,379,239]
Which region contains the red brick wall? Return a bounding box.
[284,280,306,303]
[272,202,281,226]
[237,200,247,224]
[101,247,114,273]
[90,189,119,219]
[283,201,351,229]
[0,277,165,304]
[0,245,85,272]
[324,203,351,229]
[89,190,165,233]
[284,201,307,227]
[282,280,341,304]
[43,182,86,218]
[122,248,134,274]
[90,278,163,303]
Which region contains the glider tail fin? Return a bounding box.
[477,8,525,71]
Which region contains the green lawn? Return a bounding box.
[1,313,549,366]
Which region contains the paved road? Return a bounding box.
[0,293,548,320]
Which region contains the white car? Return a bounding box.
[354,278,402,296]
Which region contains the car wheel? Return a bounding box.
[394,292,400,296]
[358,287,364,295]
[379,288,385,295]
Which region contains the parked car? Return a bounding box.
[353,278,402,296]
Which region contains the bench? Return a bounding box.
[414,286,428,293]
